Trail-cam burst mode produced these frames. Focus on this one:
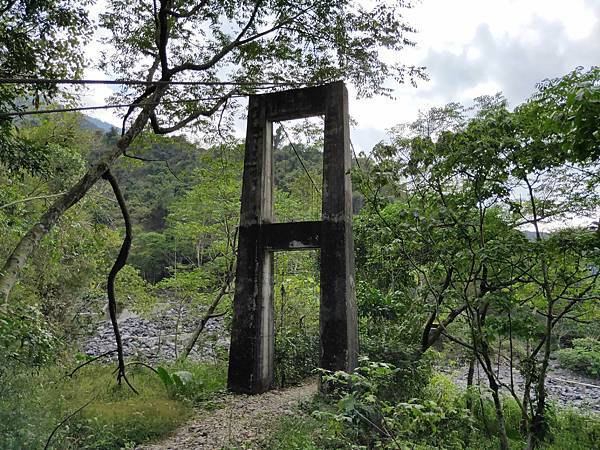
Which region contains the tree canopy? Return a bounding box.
[0,0,92,174]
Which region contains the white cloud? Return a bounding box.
[351,0,600,150]
[80,0,600,149]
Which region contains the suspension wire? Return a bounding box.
[279,122,321,194]
[350,139,362,169]
[0,95,246,118]
[0,77,304,87]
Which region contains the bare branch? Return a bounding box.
[0,192,67,209]
[149,91,234,134]
[166,0,209,18]
[168,3,315,76]
[44,394,98,450]
[168,1,262,75]
[67,349,117,378]
[122,151,184,182]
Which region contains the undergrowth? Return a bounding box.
[0,359,226,449]
[556,338,600,378]
[262,363,600,450]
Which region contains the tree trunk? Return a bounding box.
[480,336,510,450]
[490,381,511,450]
[0,90,164,302]
[466,355,476,411]
[103,170,137,393]
[527,304,554,449]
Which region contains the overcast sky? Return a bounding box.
[82,0,600,153]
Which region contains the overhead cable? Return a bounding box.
[0,77,303,87]
[279,122,321,194]
[0,95,245,118]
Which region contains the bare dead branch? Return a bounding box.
[149,91,234,134]
[103,170,138,394]
[67,349,117,378]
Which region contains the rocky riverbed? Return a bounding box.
[82,297,229,363]
[443,360,600,413]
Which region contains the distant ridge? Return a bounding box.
[81,115,116,132]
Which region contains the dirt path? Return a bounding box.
[139,381,317,450]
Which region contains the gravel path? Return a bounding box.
[138,381,317,450]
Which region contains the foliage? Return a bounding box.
[0,0,92,175]
[0,302,58,371]
[357,281,427,367]
[351,67,600,448]
[291,369,600,450]
[548,408,600,450]
[316,362,471,449]
[274,324,319,387]
[260,415,322,450]
[0,363,188,449]
[520,66,600,163]
[556,338,600,378]
[114,264,155,314]
[273,250,321,387]
[154,361,226,403]
[100,0,425,107]
[1,114,122,358]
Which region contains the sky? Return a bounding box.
[82,0,600,154]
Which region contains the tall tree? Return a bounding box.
[353,69,599,448]
[1,0,425,301]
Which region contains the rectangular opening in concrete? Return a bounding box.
[272,118,324,223]
[273,249,320,388]
[228,82,357,394]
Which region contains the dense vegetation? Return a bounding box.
[2,66,599,449]
[1,1,599,449]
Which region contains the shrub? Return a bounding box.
[424,372,461,408]
[154,361,226,403]
[260,416,322,450]
[0,302,58,372]
[314,357,464,449]
[548,408,600,450]
[556,338,600,378]
[274,325,319,387]
[74,398,187,449]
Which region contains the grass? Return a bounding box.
[0,359,227,449]
[259,415,328,450]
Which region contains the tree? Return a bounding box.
[1,0,425,301]
[0,112,121,374]
[0,0,92,174]
[353,69,599,448]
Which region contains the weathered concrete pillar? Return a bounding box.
[227,95,275,393]
[228,82,358,394]
[320,82,358,373]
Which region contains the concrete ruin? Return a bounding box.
[227,81,358,394]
